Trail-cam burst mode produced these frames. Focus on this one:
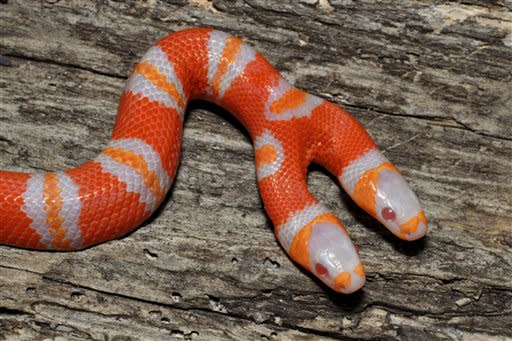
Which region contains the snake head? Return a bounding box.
[341,150,427,242]
[307,222,365,294]
[373,166,427,241]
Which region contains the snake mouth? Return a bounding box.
[397,210,427,241]
[333,263,366,294]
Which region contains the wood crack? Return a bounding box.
[344,103,512,142]
[1,52,127,80]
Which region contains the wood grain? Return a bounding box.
[0,0,511,340]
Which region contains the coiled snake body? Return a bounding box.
[0,28,426,293]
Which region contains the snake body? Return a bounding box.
[0,28,426,293]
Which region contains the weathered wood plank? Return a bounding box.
[1,0,511,340]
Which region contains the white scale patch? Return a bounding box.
[207,30,228,88]
[56,172,83,249]
[141,46,187,107]
[277,203,330,252]
[107,138,171,191]
[22,173,51,248]
[22,172,83,249]
[339,148,388,195]
[207,30,256,100]
[127,46,186,121]
[96,138,171,214]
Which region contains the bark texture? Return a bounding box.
[0,0,511,340]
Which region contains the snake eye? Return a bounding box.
[381,207,396,221]
[315,262,329,276]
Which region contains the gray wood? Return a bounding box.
[1,0,511,340]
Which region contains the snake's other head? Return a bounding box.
[339,146,428,242]
[307,222,366,294]
[374,166,427,241]
[351,161,427,241]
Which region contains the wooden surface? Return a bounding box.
[1,0,511,340]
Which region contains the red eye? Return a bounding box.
[381,207,396,221]
[315,263,329,276]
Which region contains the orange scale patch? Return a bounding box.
[269,88,307,114]
[400,210,427,235]
[0,172,44,249]
[257,167,312,226]
[255,144,278,168]
[219,54,281,130]
[42,173,71,249]
[334,272,352,291]
[352,162,396,216]
[310,102,377,174]
[112,92,182,176]
[354,263,365,278]
[157,28,212,98]
[66,162,148,248]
